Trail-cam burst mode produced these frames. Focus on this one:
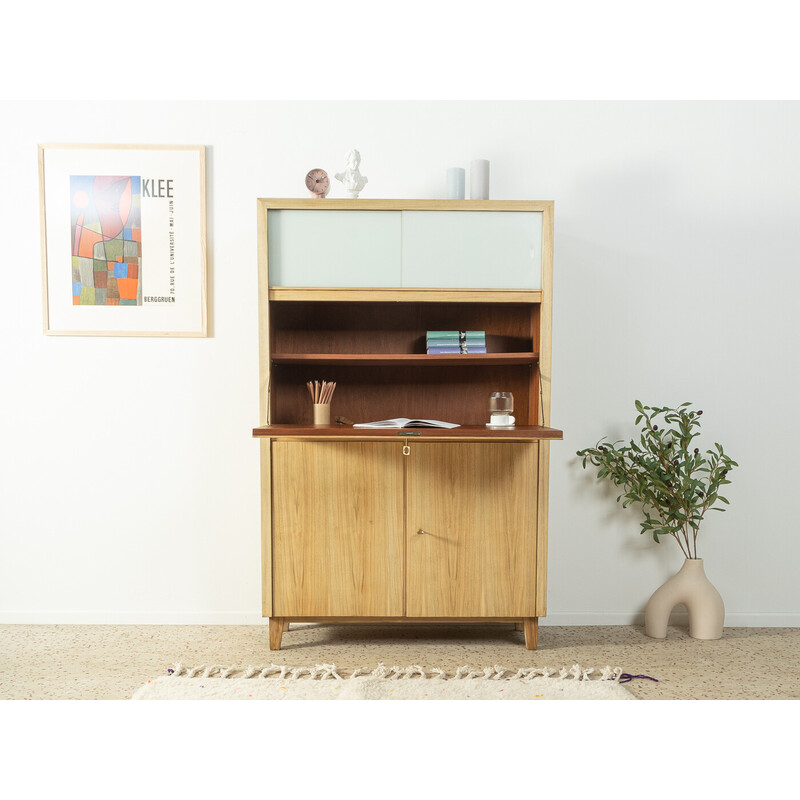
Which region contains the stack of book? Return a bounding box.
[426,330,487,354]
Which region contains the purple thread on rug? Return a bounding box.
[618,673,659,684]
[167,668,175,674]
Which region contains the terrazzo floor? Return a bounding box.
[1,623,798,700]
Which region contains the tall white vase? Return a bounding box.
[445,167,465,199]
[645,558,724,640]
[470,159,490,199]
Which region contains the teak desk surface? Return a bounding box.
[252,424,563,440]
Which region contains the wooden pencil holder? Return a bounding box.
[313,404,331,426]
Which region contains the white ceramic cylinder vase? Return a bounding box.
[470,159,490,200]
[445,167,465,199]
[645,558,724,640]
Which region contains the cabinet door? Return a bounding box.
[268,210,402,287]
[406,442,538,617]
[400,211,542,289]
[272,441,404,616]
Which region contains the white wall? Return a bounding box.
[1,101,797,624]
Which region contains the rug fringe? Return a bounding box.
[166,662,624,683]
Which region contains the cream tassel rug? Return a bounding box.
[132,663,636,700]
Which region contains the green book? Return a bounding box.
[426,330,486,340]
[426,331,460,339]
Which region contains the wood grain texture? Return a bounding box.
[257,200,271,424]
[270,364,535,427]
[539,201,554,428]
[527,304,541,425]
[271,441,404,616]
[524,617,539,650]
[536,442,550,615]
[269,288,542,304]
[259,199,552,212]
[260,439,272,616]
[406,442,538,617]
[271,353,537,366]
[270,300,535,355]
[268,299,536,425]
[276,616,530,622]
[535,201,555,615]
[258,205,273,616]
[254,425,563,440]
[269,617,284,650]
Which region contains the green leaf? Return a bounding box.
[578,401,735,550]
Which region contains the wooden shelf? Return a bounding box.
[269,288,542,304]
[253,424,563,440]
[271,352,539,367]
[260,198,553,212]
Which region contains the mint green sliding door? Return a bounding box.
[268,210,402,287]
[400,211,542,289]
[268,209,542,289]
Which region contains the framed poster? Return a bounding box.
[39,143,207,336]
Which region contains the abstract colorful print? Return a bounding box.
[70,175,142,306]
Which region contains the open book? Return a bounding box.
[353,417,460,429]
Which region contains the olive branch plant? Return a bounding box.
[576,402,737,560]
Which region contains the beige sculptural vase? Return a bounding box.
[645,558,724,640]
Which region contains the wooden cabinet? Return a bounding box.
[254,199,560,650]
[270,440,538,621]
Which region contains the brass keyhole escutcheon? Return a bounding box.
[402,444,410,456]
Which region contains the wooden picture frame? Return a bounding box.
[39,143,207,337]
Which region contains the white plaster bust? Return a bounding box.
[334,149,368,198]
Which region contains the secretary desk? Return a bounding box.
[253,199,561,649]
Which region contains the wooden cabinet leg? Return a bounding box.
[283,620,290,632]
[523,617,539,650]
[269,617,285,650]
[515,622,524,631]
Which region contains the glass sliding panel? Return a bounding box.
[401,211,542,289]
[268,210,402,287]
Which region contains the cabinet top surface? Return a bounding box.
[259,198,553,212]
[253,424,563,440]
